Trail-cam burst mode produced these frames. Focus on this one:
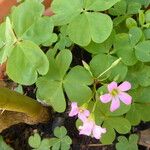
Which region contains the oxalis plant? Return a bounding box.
[0,0,150,147]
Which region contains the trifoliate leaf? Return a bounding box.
[64,66,93,105]
[36,49,72,112]
[7,41,49,85]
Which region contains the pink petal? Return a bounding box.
[110,97,120,112]
[118,81,131,92]
[83,110,90,117]
[78,112,88,122]
[100,93,112,103]
[79,120,94,136]
[108,82,117,92]
[92,125,106,140]
[69,102,78,117]
[118,92,132,105]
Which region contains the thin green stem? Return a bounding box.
[97,58,122,79]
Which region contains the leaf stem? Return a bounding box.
[97,58,122,79]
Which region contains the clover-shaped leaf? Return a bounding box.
[52,0,116,46]
[101,117,131,144]
[54,126,67,139]
[64,66,93,105]
[28,133,41,149]
[28,133,51,150]
[36,49,72,112]
[0,0,54,85]
[50,126,72,150]
[126,86,150,125]
[116,134,139,150]
[7,41,49,85]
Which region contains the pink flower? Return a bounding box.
[79,118,106,140]
[100,81,132,112]
[69,102,90,121]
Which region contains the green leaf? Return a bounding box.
[105,117,131,134]
[68,12,113,46]
[0,136,13,150]
[67,13,91,46]
[11,0,44,37]
[101,122,116,144]
[108,56,128,82]
[60,136,72,150]
[130,86,150,103]
[116,134,139,150]
[109,0,127,16]
[144,28,150,40]
[114,33,137,66]
[51,0,82,26]
[84,0,120,11]
[64,66,93,105]
[145,10,150,23]
[38,139,51,150]
[129,27,142,47]
[0,23,5,49]
[28,133,41,149]
[135,41,150,62]
[126,18,137,29]
[90,53,113,79]
[126,104,141,125]
[136,65,150,87]
[50,126,72,150]
[125,62,144,89]
[83,31,115,54]
[54,126,67,139]
[0,18,16,64]
[7,41,49,85]
[127,88,150,123]
[36,50,72,112]
[127,2,141,15]
[86,13,113,44]
[22,17,54,45]
[139,10,145,26]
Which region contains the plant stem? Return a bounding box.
[0,87,51,127]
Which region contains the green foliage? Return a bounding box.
[116,134,139,150]
[36,49,72,112]
[126,86,150,125]
[51,0,118,46]
[0,136,13,150]
[0,0,55,85]
[1,0,150,147]
[28,126,72,150]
